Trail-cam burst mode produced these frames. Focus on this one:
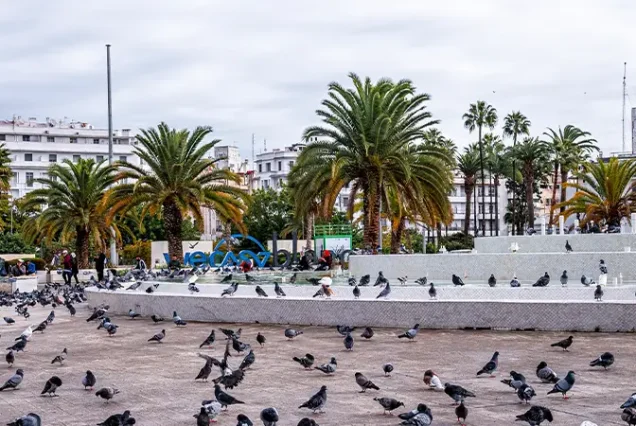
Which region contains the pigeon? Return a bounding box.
[126,281,142,291]
[201,400,222,421]
[399,403,432,421]
[621,393,636,409]
[622,408,636,426]
[82,370,96,390]
[348,277,356,286]
[581,275,595,286]
[501,370,526,390]
[221,328,242,340]
[151,314,164,324]
[297,419,318,426]
[374,272,388,286]
[128,308,140,319]
[95,387,119,402]
[51,348,67,365]
[416,276,428,286]
[195,358,213,381]
[547,370,576,399]
[239,350,255,370]
[222,282,239,296]
[232,337,250,354]
[516,406,553,425]
[355,372,379,392]
[551,335,573,351]
[599,259,608,275]
[560,270,568,286]
[455,401,468,425]
[359,274,370,286]
[0,369,24,391]
[290,273,297,284]
[148,329,166,343]
[452,274,465,286]
[336,325,355,336]
[3,317,15,324]
[314,357,337,374]
[274,283,286,297]
[256,332,266,347]
[353,285,360,299]
[214,384,245,409]
[594,284,604,301]
[488,274,496,287]
[172,311,186,326]
[360,327,374,339]
[532,272,550,287]
[477,351,499,376]
[383,363,394,377]
[236,413,254,426]
[517,383,536,404]
[253,285,269,298]
[194,407,209,426]
[145,283,159,293]
[188,282,199,293]
[245,273,256,282]
[398,324,420,340]
[293,353,315,369]
[17,325,32,341]
[6,350,14,367]
[45,310,55,324]
[33,321,46,333]
[199,330,216,348]
[565,240,572,252]
[428,283,437,299]
[40,375,62,397]
[284,328,303,340]
[307,277,321,286]
[299,385,327,413]
[221,274,233,283]
[397,276,408,285]
[343,333,354,351]
[423,370,444,391]
[590,352,614,369]
[6,413,41,426]
[260,407,279,426]
[444,383,476,404]
[374,397,405,414]
[510,276,521,287]
[536,362,559,383]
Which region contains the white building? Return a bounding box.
[0,117,140,199]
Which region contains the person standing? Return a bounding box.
[70,253,80,284]
[62,250,72,285]
[95,251,107,282]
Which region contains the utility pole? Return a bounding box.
[623,62,627,152]
[106,44,118,266]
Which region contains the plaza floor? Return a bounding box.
[0,303,632,425]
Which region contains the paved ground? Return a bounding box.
[0,303,633,426]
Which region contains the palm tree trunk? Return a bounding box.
[390,218,404,254]
[464,184,473,235]
[436,222,442,242]
[494,177,500,236]
[304,214,313,250]
[488,168,493,236]
[473,185,478,235]
[511,134,517,235]
[75,227,90,268]
[559,168,568,215]
[525,168,535,229]
[477,125,485,237]
[364,189,380,251]
[222,221,232,252]
[163,200,184,260]
[549,162,559,226]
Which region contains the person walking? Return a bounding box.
[94,251,106,282]
[70,253,80,284]
[62,250,72,285]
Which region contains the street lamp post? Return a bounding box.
[106,44,118,266]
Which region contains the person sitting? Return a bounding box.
[135,256,147,270]
[240,259,253,272]
[299,253,311,271]
[168,255,181,271]
[25,260,36,275]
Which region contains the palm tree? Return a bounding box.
[0,144,12,231]
[289,73,451,249]
[543,125,598,226]
[502,111,531,235]
[559,157,636,227]
[463,101,498,236]
[113,123,248,260]
[21,159,120,267]
[485,136,509,235]
[457,146,481,235]
[509,137,550,229]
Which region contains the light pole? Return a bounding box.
[106,44,118,266]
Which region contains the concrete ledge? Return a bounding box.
[475,233,636,254]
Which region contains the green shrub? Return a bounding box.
[120,241,151,266]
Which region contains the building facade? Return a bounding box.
[0,117,140,199]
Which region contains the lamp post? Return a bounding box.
[106,44,118,266]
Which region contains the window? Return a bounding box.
[278,178,283,187]
[0,135,5,141]
[73,155,81,163]
[258,164,262,173]
[11,172,17,184]
[262,180,270,189]
[69,137,77,144]
[51,175,57,182]
[49,154,57,162]
[47,136,55,142]
[545,198,552,206]
[266,163,271,172]
[93,138,100,144]
[343,197,349,208]
[119,156,127,162]
[24,153,33,162]
[26,172,34,187]
[22,135,30,142]
[96,155,104,162]
[278,161,282,171]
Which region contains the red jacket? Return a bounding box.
[62,254,73,270]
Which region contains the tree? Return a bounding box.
[113,123,248,260]
[542,125,598,225]
[485,135,510,235]
[21,159,120,267]
[243,188,293,248]
[509,137,550,229]
[463,101,498,236]
[502,111,531,235]
[457,146,481,235]
[559,157,636,227]
[289,73,451,250]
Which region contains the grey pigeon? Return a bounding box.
[343,333,354,351]
[6,413,41,426]
[51,348,67,365]
[314,357,337,375]
[40,376,62,397]
[599,259,608,275]
[488,274,496,287]
[172,311,186,326]
[239,350,255,370]
[535,362,559,383]
[383,363,394,376]
[194,407,209,426]
[547,370,576,399]
[359,274,370,286]
[581,275,595,286]
[128,308,140,319]
[360,327,374,339]
[444,383,476,404]
[501,370,526,390]
[284,328,302,340]
[594,285,603,301]
[477,351,499,376]
[221,274,232,283]
[510,276,520,287]
[337,326,355,336]
[454,401,467,425]
[82,370,96,390]
[7,337,27,352]
[374,397,405,414]
[621,393,636,409]
[516,406,553,425]
[452,274,465,286]
[256,332,266,347]
[95,386,119,402]
[517,383,536,404]
[0,369,23,391]
[274,283,286,297]
[622,408,636,426]
[214,384,245,409]
[298,385,327,413]
[195,358,213,381]
[560,270,568,286]
[589,352,614,369]
[565,240,572,252]
[416,276,428,286]
[6,350,14,367]
[236,414,253,426]
[355,372,379,392]
[296,419,318,426]
[260,407,279,426]
[222,282,239,296]
[397,324,420,340]
[4,317,15,324]
[353,285,360,299]
[550,335,573,351]
[375,282,391,299]
[255,286,268,297]
[374,272,388,286]
[97,410,136,426]
[399,403,431,421]
[199,330,215,348]
[293,353,315,369]
[428,283,437,299]
[532,272,550,287]
[148,329,165,343]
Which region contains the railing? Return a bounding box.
[314,224,352,236]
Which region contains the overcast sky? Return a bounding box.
[1,1,635,159]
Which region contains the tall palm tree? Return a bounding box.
[113,123,248,259]
[485,136,509,236]
[559,157,636,227]
[21,159,120,267]
[457,146,481,235]
[0,144,12,231]
[543,125,598,226]
[502,111,531,235]
[289,73,451,249]
[463,101,498,236]
[509,137,550,229]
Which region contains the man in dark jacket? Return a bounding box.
[62,250,72,285]
[95,252,107,282]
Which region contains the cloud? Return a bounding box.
[0,0,635,160]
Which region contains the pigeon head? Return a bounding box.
[330,357,337,364]
[355,372,363,378]
[16,369,24,376]
[536,361,547,369]
[320,385,327,391]
[493,351,500,358]
[413,324,420,329]
[416,403,429,412]
[543,408,554,422]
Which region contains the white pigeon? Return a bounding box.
[580,422,598,426]
[429,374,444,391]
[202,400,222,420]
[20,325,33,341]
